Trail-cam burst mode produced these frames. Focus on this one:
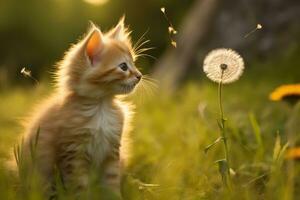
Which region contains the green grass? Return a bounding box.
[0,49,300,199]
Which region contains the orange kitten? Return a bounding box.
[21,18,141,196]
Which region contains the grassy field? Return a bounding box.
[0,48,300,199]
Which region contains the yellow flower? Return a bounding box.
[286,147,300,160]
[269,84,300,101]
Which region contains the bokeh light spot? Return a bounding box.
[83,0,109,6]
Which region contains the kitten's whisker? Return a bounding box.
[141,78,158,96]
[143,82,158,93]
[138,81,149,102]
[142,77,157,90]
[142,75,159,83]
[135,53,157,61]
[139,82,151,98]
[133,38,146,53]
[146,83,156,97]
[142,78,159,89]
[132,79,151,103]
[135,47,155,55]
[133,39,149,52]
[143,78,158,84]
[132,30,156,62]
[133,29,150,51]
[133,40,151,53]
[142,77,158,86]
[135,47,155,61]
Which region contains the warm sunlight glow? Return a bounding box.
[83,0,109,6]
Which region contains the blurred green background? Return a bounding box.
[0,0,194,87]
[0,0,300,199]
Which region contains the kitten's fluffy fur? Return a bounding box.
[21,18,141,195]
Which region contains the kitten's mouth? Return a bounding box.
[120,83,137,93]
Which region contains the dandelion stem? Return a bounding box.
[218,70,232,190]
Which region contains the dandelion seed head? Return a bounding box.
[203,48,244,84]
[220,64,228,70]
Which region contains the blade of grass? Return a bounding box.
[249,112,263,150]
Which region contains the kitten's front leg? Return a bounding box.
[58,143,91,192]
[102,156,122,196]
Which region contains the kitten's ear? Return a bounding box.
[85,27,104,65]
[109,16,126,40]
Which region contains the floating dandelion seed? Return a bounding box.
[20,67,39,84]
[21,67,31,77]
[160,6,177,48]
[257,24,262,29]
[168,26,173,33]
[203,48,244,84]
[171,41,177,48]
[244,23,263,38]
[168,26,177,35]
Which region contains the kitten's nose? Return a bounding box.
[135,73,142,82]
[136,74,142,81]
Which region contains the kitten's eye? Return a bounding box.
[118,62,128,71]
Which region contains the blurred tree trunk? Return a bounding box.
[153,0,221,91]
